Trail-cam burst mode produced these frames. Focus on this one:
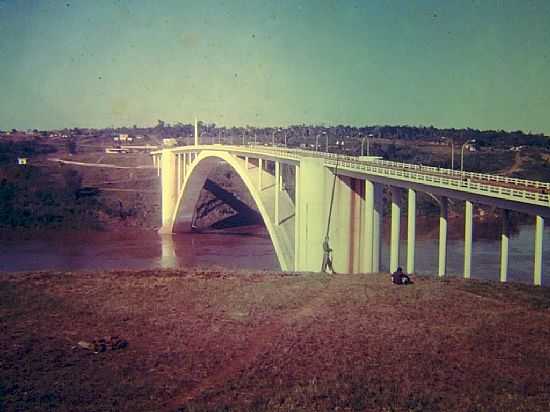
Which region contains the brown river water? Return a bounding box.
[0,219,548,285]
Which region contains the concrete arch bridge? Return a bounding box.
[151,144,549,285]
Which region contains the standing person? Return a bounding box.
[321,236,335,274]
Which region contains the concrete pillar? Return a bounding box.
[438,196,448,277]
[362,179,375,273]
[372,183,383,272]
[407,188,416,274]
[500,210,509,282]
[275,161,280,225]
[390,187,401,273]
[295,158,329,272]
[159,151,177,233]
[176,154,181,192]
[464,200,473,279]
[330,176,362,273]
[258,158,263,191]
[183,152,187,179]
[294,164,301,270]
[534,215,544,286]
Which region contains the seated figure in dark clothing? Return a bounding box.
[391,267,411,285]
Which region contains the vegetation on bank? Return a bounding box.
[0,165,143,231]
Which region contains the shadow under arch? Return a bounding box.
[169,150,291,271]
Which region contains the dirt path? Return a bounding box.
[48,158,155,169]
[501,152,524,176]
[166,275,334,410]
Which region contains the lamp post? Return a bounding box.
[315,134,320,151]
[272,129,275,147]
[323,131,328,152]
[460,139,476,172]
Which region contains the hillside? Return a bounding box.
[1,269,550,411]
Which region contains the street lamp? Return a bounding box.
[272,129,275,147]
[323,131,328,152]
[460,139,476,172]
[315,134,320,151]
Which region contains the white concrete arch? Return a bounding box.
[169,150,292,271]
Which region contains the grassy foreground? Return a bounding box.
[1,269,550,411]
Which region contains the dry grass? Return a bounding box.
[1,270,550,411]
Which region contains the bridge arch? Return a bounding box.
[169,150,291,271]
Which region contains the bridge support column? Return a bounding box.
[372,184,382,272]
[295,158,329,272]
[159,151,177,234]
[407,188,416,274]
[363,181,383,272]
[438,196,448,277]
[275,161,280,225]
[258,158,263,191]
[178,154,183,193]
[183,153,187,180]
[390,187,401,273]
[500,210,510,282]
[534,215,544,286]
[331,176,363,273]
[464,200,473,279]
[294,164,301,270]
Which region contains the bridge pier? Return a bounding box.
[407,188,416,274]
[534,215,544,286]
[275,161,280,225]
[464,200,473,278]
[390,187,402,273]
[159,151,177,234]
[362,180,383,272]
[295,158,329,271]
[500,210,510,282]
[258,158,263,190]
[438,196,448,277]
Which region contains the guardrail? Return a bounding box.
[323,157,550,206]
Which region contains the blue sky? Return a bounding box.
[1,0,550,134]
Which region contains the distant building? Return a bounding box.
[163,138,178,147]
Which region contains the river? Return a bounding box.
[0,221,548,285]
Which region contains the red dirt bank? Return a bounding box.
[1,270,550,411]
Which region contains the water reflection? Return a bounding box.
[0,222,547,285]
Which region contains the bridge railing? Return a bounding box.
[322,157,550,205]
[293,149,550,190]
[164,145,550,200]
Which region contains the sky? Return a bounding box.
[1,0,550,134]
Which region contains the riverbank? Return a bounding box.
[2,269,550,411]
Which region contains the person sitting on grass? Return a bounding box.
[391,267,411,285]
